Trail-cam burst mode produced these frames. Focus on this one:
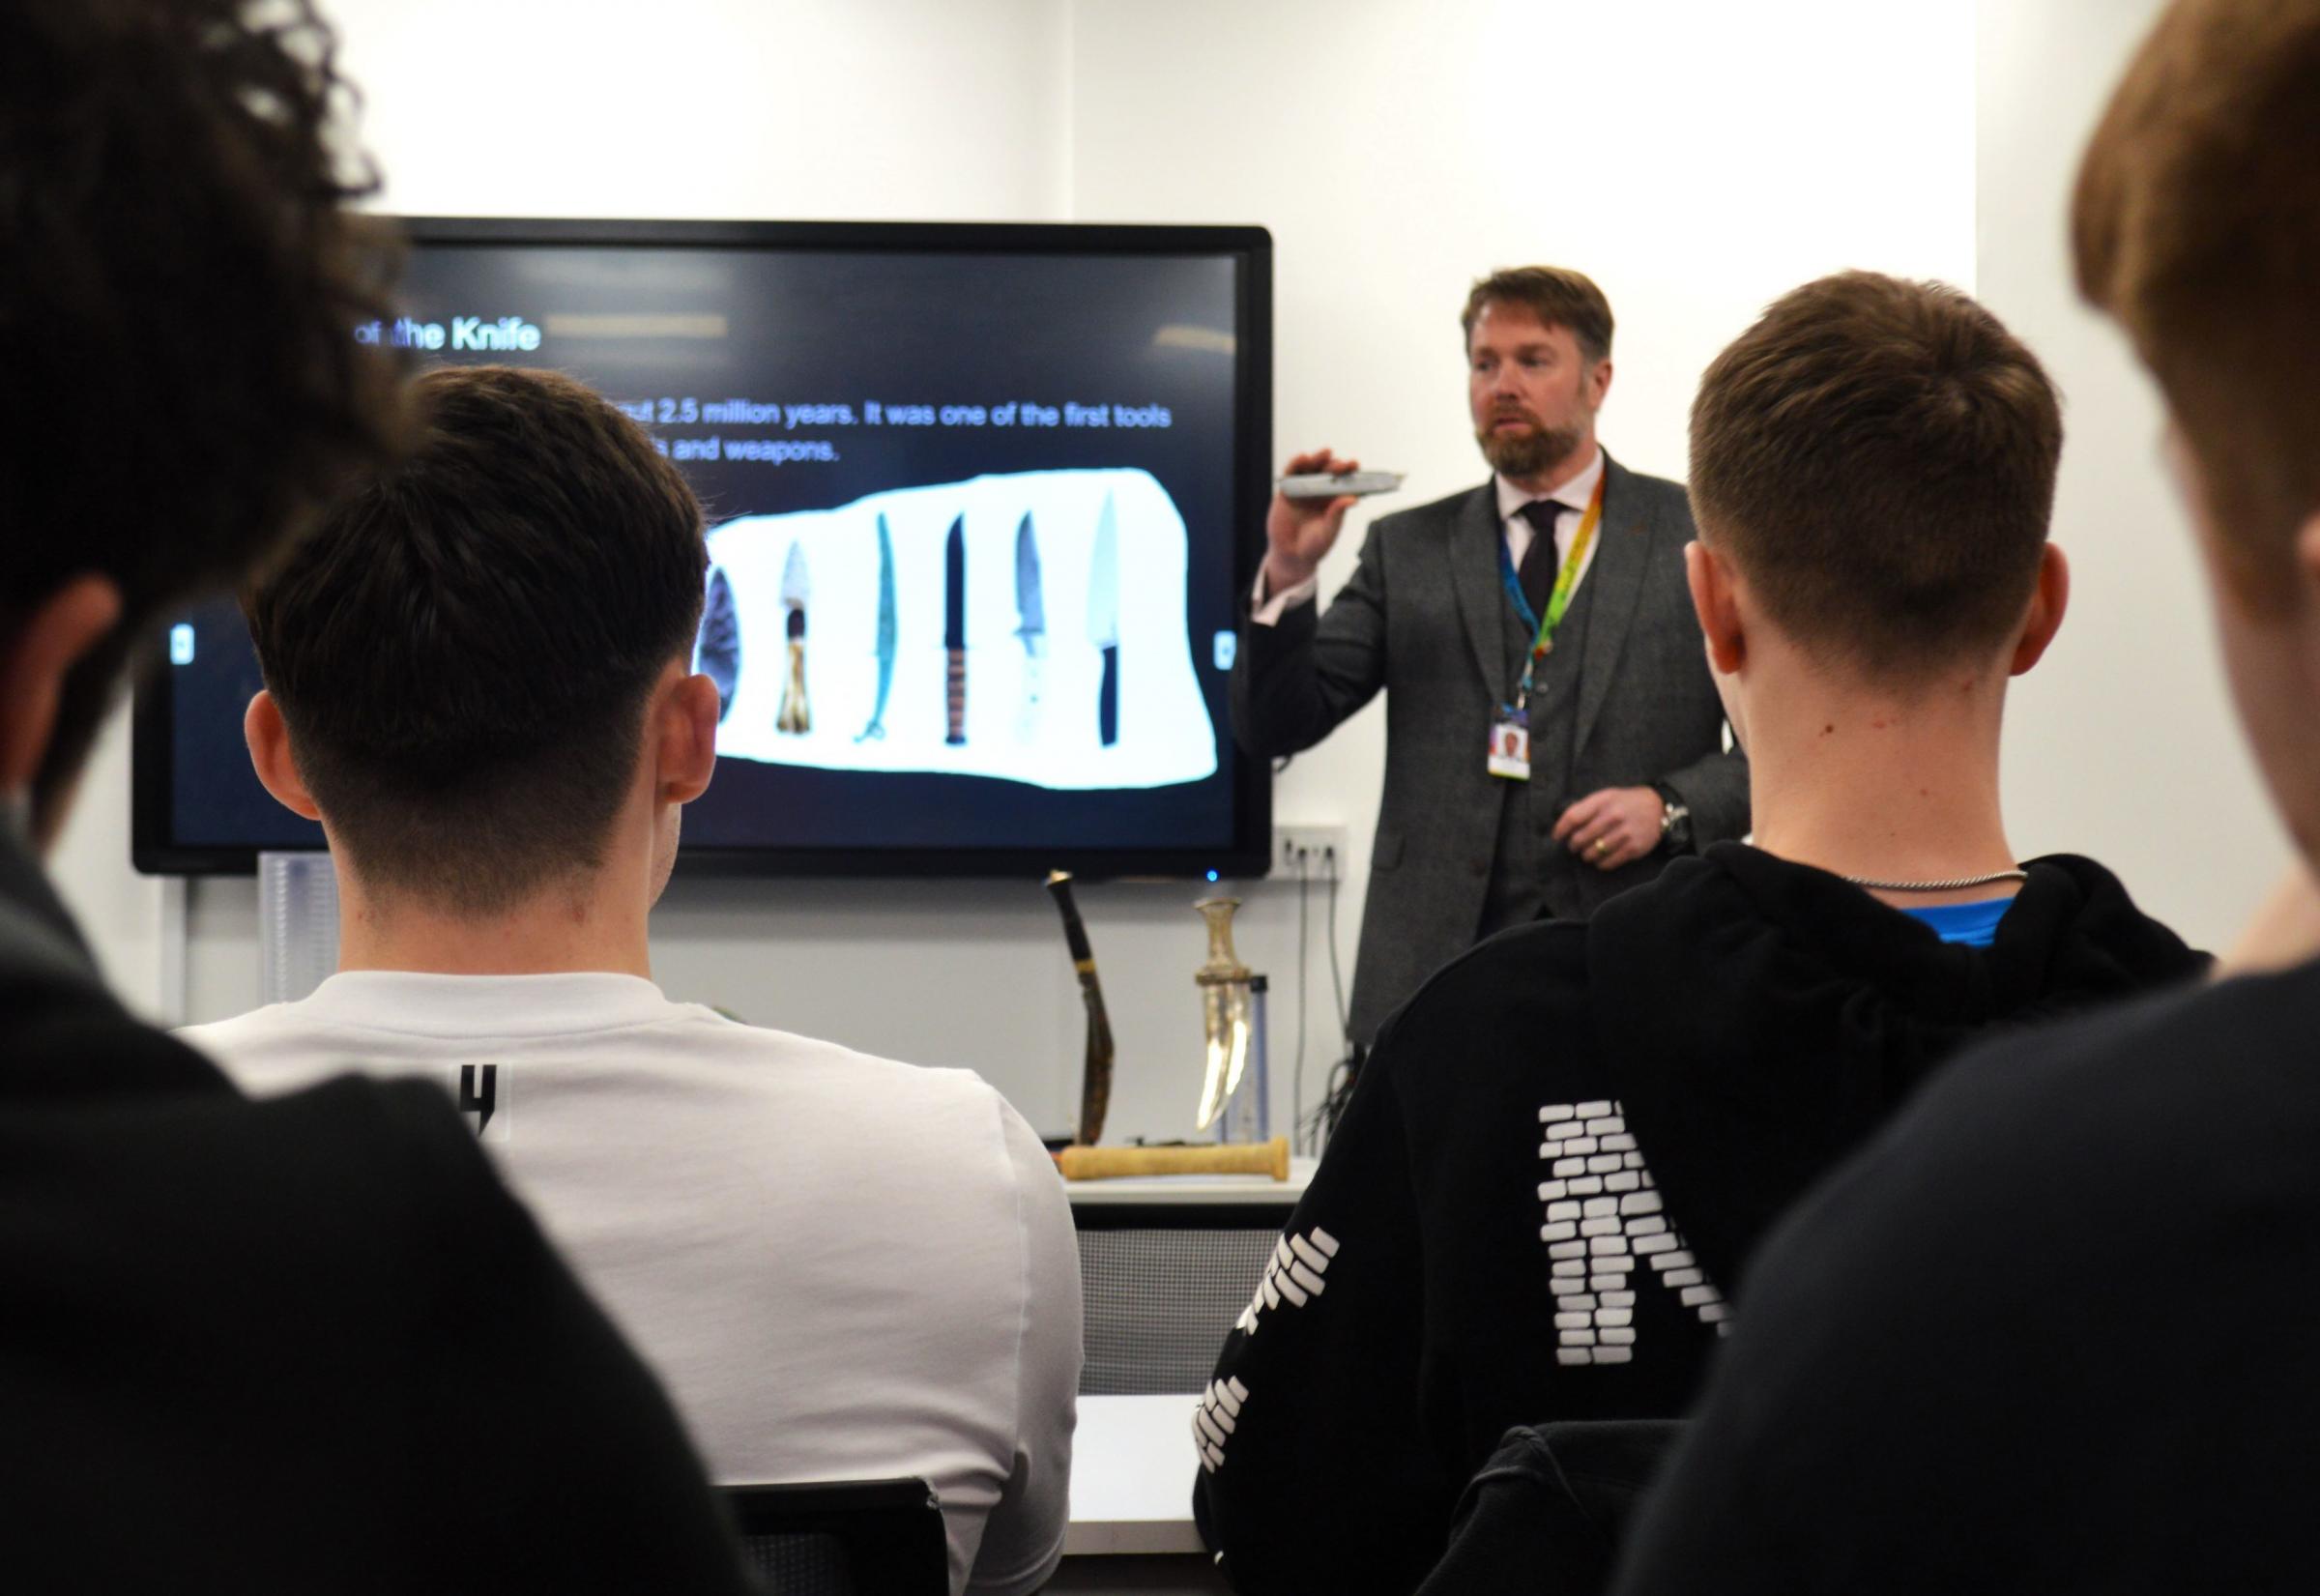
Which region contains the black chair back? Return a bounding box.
[1412,1420,1686,1596]
[724,1477,946,1596]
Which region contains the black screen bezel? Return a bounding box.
[130,215,1274,880]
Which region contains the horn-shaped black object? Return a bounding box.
[1046,870,1115,1147]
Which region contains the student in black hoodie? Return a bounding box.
[1190,271,2206,1596]
[1614,6,2320,1591]
[0,2,748,1588]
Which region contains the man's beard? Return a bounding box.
[1476,415,1584,479]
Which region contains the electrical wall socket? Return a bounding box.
[1272,824,1349,877]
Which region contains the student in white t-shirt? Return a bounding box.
[179,365,1080,1596]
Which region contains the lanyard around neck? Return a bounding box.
[1498,471,1605,708]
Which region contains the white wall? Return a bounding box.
[340,0,1076,222]
[1975,0,2290,946]
[63,0,2268,1146]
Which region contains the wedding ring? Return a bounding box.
[1593,838,1610,856]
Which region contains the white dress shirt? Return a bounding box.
[1252,447,1606,624]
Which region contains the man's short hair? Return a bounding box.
[2073,0,2320,606]
[2,0,403,821]
[1688,271,2062,682]
[246,365,708,914]
[1461,267,1615,363]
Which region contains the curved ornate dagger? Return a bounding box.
[1194,897,1253,1131]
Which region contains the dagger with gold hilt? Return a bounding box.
[1194,897,1253,1131]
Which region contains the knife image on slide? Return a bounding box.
[696,566,740,725]
[775,540,811,735]
[944,513,968,745]
[857,512,896,741]
[1088,491,1120,747]
[1014,511,1045,742]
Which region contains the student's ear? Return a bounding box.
[1686,539,1746,675]
[652,670,720,807]
[243,690,322,821]
[0,574,122,802]
[2008,544,2072,677]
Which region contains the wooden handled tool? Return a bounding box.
[1057,1136,1289,1182]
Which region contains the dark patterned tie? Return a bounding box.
[1515,500,1568,624]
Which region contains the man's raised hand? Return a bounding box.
[1263,449,1363,595]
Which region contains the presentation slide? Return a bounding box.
[702,470,1216,789]
[160,235,1253,862]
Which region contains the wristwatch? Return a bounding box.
[1651,785,1693,855]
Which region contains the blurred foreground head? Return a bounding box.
[2074,0,2320,857]
[0,0,404,846]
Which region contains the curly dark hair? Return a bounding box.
[0,0,407,827]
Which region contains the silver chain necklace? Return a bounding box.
[1842,868,2029,892]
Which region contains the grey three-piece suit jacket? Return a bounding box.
[1232,454,1749,1044]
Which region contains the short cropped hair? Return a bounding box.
[2073,0,2320,605]
[246,366,708,914]
[1689,272,2062,682]
[2,0,404,822]
[1461,267,1615,363]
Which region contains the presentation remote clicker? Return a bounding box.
[1277,471,1404,500]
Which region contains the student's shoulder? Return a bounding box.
[1371,917,1600,1109]
[700,1022,1066,1251]
[686,1006,1034,1139]
[223,1070,531,1233]
[1911,959,2320,1158]
[686,1007,995,1088]
[1401,914,1593,1010]
[175,1002,307,1063]
[71,1065,552,1340]
[1762,961,2320,1287]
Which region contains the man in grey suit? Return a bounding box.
[1234,267,1747,1043]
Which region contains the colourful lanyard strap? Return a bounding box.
[1498,472,1605,708]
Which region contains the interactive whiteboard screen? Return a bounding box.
[134,218,1272,877]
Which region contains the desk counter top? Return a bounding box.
[1066,1393,1207,1556]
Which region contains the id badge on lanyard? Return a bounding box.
[1487,476,1602,782]
[1488,706,1531,780]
